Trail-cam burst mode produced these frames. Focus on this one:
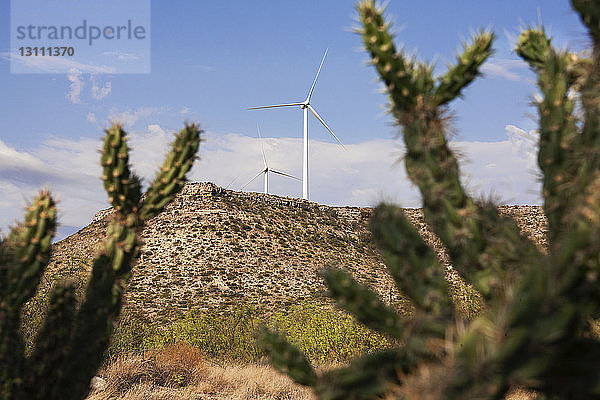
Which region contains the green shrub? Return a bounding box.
[272,301,394,365]
[107,300,393,367]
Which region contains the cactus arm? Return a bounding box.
[139,123,201,222]
[260,209,449,397]
[556,2,600,321]
[476,226,600,398]
[287,2,600,399]
[0,192,56,399]
[434,31,495,106]
[259,324,409,400]
[571,1,600,149]
[24,281,77,400]
[515,28,553,71]
[517,24,600,324]
[0,250,23,399]
[356,0,418,115]
[406,79,542,303]
[371,204,452,317]
[62,125,144,396]
[314,350,410,400]
[0,122,199,399]
[359,1,542,303]
[577,56,600,149]
[5,192,57,309]
[546,176,600,328]
[321,268,407,339]
[101,124,142,216]
[55,123,199,399]
[571,0,600,42]
[59,228,137,398]
[257,328,317,387]
[517,29,581,247]
[536,51,578,245]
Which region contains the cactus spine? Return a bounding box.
[0,122,200,400]
[259,1,600,398]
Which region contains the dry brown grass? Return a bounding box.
[88,342,208,399]
[87,344,537,400]
[196,362,317,400]
[505,388,537,400]
[87,342,316,400]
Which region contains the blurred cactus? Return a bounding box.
[259,0,600,398]
[0,123,201,400]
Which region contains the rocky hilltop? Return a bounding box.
[47,182,548,324]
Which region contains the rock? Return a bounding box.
[90,376,107,393]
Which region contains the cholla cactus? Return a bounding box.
[0,123,201,400]
[259,0,600,398]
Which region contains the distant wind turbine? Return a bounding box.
[241,125,300,194]
[249,49,344,200]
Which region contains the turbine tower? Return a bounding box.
[241,125,300,194]
[249,49,344,200]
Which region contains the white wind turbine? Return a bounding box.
[249,49,344,200]
[241,125,300,194]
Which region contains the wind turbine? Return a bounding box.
[241,125,300,194]
[249,49,344,200]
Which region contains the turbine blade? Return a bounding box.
[248,102,304,110]
[306,49,328,103]
[308,104,346,149]
[225,175,240,190]
[241,169,266,190]
[271,170,301,181]
[257,124,268,168]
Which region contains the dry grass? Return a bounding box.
[197,362,317,400]
[505,388,537,400]
[87,342,316,400]
[87,343,537,400]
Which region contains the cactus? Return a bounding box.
[258,0,600,398]
[0,122,201,400]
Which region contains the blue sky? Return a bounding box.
[0,1,590,240]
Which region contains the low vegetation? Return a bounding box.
[81,303,395,399]
[89,304,537,399]
[87,344,536,400]
[88,342,317,400]
[106,300,395,365]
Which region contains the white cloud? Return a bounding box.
[0,135,106,237]
[505,124,538,143]
[0,140,47,173]
[1,51,115,74]
[481,59,529,81]
[147,124,167,136]
[91,77,112,100]
[86,112,97,123]
[180,107,191,115]
[108,107,160,127]
[102,51,140,61]
[66,68,83,104]
[64,72,113,104]
[1,124,543,239]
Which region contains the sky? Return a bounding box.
[0,1,590,240]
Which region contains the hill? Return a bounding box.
[44,182,548,324]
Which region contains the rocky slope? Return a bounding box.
[46,182,548,324]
